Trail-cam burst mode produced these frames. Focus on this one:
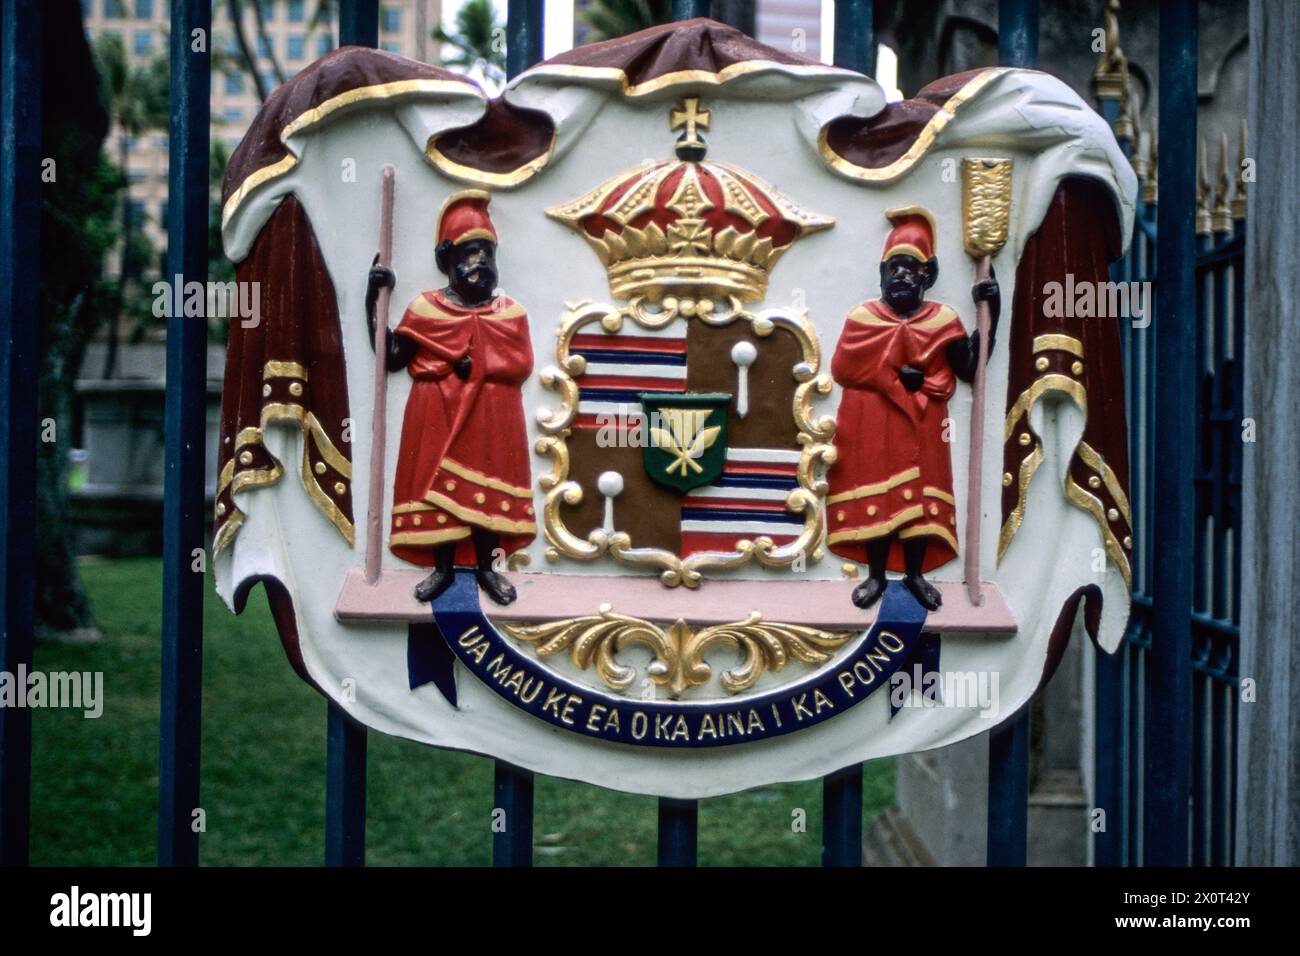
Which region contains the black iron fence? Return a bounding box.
[1092,0,1243,865]
[0,0,1230,869]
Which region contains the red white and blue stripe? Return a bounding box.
[572,330,687,429]
[680,447,803,555]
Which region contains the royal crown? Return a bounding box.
[546,97,833,305]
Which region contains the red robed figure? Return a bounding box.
[827,208,966,574]
[389,290,536,566]
[386,192,537,570]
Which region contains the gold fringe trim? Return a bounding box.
[213,393,356,558]
[519,58,858,100]
[440,457,533,498]
[390,527,471,546]
[424,490,537,535]
[897,521,959,553]
[404,293,526,322]
[264,360,308,380]
[223,78,482,227]
[1032,334,1084,358]
[826,466,920,505]
[426,127,556,190]
[923,486,955,505]
[817,68,1011,184]
[826,504,926,545]
[997,371,1132,589]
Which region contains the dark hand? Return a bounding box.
[368,253,395,300]
[971,264,1000,353]
[453,355,472,380]
[972,278,999,304]
[899,365,924,393]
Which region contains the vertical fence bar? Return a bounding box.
[1093,650,1125,865]
[490,0,545,869]
[817,0,873,868]
[822,764,864,866]
[322,0,377,869]
[1191,664,1207,864]
[492,762,534,867]
[671,0,711,21]
[1094,88,1127,867]
[984,0,1038,869]
[997,0,1040,67]
[1128,641,1143,863]
[339,0,379,48]
[657,798,698,866]
[987,706,1030,866]
[1145,0,1197,867]
[325,702,368,866]
[157,0,210,869]
[834,0,874,76]
[507,0,544,81]
[0,0,41,868]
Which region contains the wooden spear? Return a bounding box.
[960,158,1013,607]
[365,166,396,585]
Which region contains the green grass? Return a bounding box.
[28,557,894,866]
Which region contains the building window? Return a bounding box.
[133,31,153,56]
[81,0,92,18]
[382,41,401,55]
[224,71,245,95]
[287,0,305,23]
[223,106,244,123]
[256,35,272,59]
[317,34,334,57]
[287,34,305,60]
[134,0,154,17]
[381,6,401,33]
[104,0,125,18]
[257,0,275,21]
[260,72,277,94]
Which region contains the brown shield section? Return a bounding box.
[685,321,802,451]
[560,428,683,553]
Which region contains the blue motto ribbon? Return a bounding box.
[408,570,937,748]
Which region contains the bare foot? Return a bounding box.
[851,576,887,610]
[413,567,454,603]
[475,567,517,605]
[903,573,942,611]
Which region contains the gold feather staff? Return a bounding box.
[960,158,1013,606]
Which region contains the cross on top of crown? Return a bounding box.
[670,97,710,160]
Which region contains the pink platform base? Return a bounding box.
[334,568,1018,633]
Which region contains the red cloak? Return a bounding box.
[826,299,968,572]
[388,289,536,567]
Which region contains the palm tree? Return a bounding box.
[580,0,672,42]
[434,0,506,87]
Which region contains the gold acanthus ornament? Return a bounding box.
[498,604,857,697]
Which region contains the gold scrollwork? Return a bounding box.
[498,604,856,697]
[535,295,836,588]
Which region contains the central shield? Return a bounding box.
[640,392,731,493]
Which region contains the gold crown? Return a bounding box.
[546,98,833,304]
